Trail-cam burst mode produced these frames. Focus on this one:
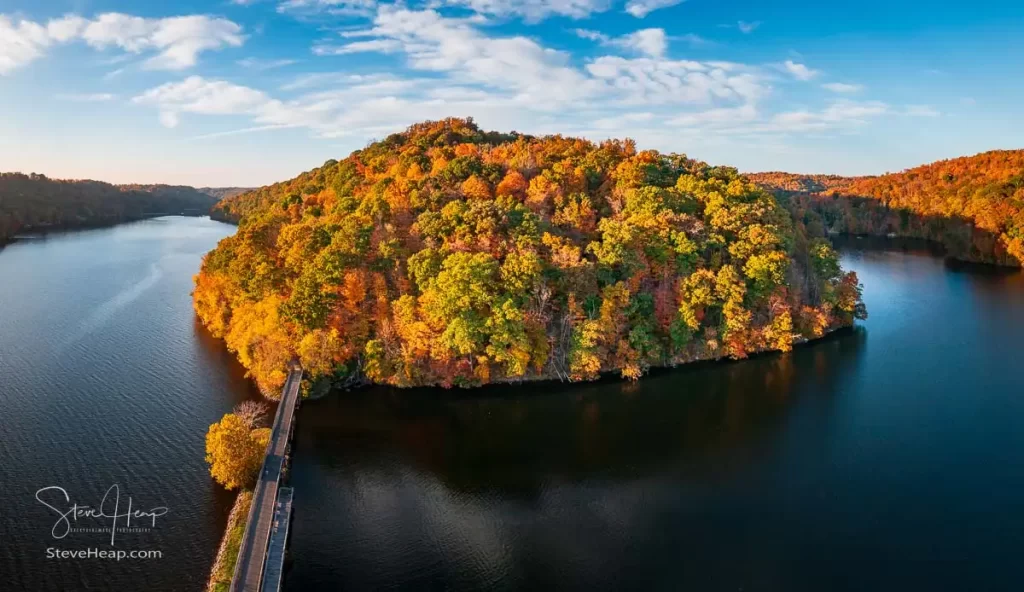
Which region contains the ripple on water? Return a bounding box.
[0,217,257,592]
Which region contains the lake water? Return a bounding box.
[284,239,1024,591]
[0,217,260,591]
[2,219,1023,591]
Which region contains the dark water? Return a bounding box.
[0,217,261,591]
[286,243,1024,591]
[3,221,1024,592]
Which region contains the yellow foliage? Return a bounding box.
[205,413,267,491]
[461,175,492,200]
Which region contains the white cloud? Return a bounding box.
[134,76,271,115]
[129,4,901,151]
[783,59,818,81]
[0,12,244,75]
[0,15,58,74]
[339,6,601,104]
[281,72,376,91]
[444,0,612,22]
[737,21,760,34]
[313,39,402,55]
[614,29,667,58]
[56,93,117,102]
[47,16,88,42]
[237,57,298,70]
[675,33,708,47]
[905,104,940,117]
[624,0,685,18]
[574,27,668,58]
[573,28,608,42]
[83,14,245,70]
[277,0,378,17]
[822,82,863,93]
[585,56,765,105]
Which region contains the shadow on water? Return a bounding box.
[285,329,870,592]
[295,327,868,495]
[832,233,1023,278]
[191,316,265,408]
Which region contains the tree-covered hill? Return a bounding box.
[746,172,859,194]
[752,150,1024,266]
[195,118,865,395]
[0,173,218,244]
[198,187,255,201]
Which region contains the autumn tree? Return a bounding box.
[205,413,271,490]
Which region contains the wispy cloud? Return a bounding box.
[237,57,298,70]
[126,3,921,156]
[822,82,863,93]
[443,0,612,22]
[133,1,767,141]
[738,21,761,34]
[624,0,685,19]
[574,27,668,58]
[782,60,818,81]
[56,93,117,102]
[190,124,300,140]
[313,38,402,55]
[277,0,379,18]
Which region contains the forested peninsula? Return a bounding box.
[751,150,1024,267]
[194,118,866,394]
[0,173,220,245]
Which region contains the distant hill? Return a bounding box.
[0,173,218,244]
[751,150,1024,266]
[746,172,860,194]
[209,182,291,224]
[198,187,255,201]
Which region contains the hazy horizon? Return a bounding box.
[5,144,1022,189]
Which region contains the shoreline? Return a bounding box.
[296,322,860,399]
[829,232,1022,269]
[205,490,253,592]
[1,213,215,250]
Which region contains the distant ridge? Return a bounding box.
[0,173,219,245]
[198,187,256,201]
[750,150,1024,266]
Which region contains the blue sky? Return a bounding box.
[1,0,1022,186]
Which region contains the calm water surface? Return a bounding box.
[3,219,1023,591]
[0,217,260,591]
[286,241,1024,592]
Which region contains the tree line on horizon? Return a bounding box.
[0,172,221,244]
[195,118,866,395]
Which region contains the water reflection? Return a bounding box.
[287,329,868,591]
[286,246,1024,591]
